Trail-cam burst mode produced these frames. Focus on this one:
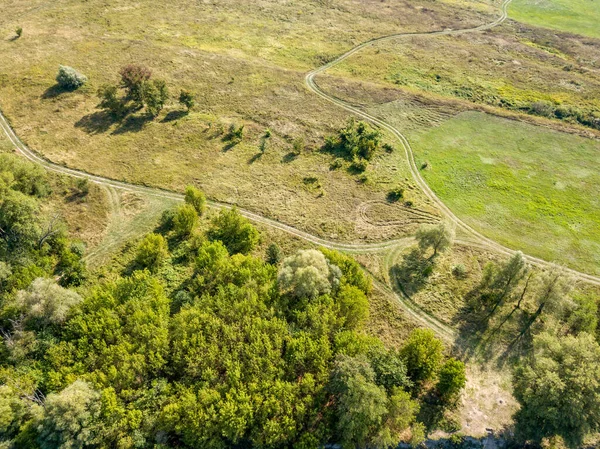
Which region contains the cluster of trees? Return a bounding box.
[0,179,467,448]
[324,119,383,172]
[96,64,195,119]
[463,249,600,448]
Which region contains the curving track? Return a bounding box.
[0,0,599,340]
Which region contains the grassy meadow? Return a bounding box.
[510,0,600,38]
[0,0,500,242]
[407,111,600,275]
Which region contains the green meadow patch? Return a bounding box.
[409,111,600,275]
[510,0,600,39]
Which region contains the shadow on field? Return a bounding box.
[162,110,187,123]
[42,84,75,99]
[389,248,434,297]
[75,111,115,134]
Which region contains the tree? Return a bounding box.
[119,64,151,104]
[207,208,259,255]
[369,348,411,393]
[437,358,466,402]
[330,355,389,449]
[513,332,600,448]
[97,85,127,119]
[179,90,195,111]
[143,79,169,117]
[15,27,22,39]
[56,66,87,89]
[135,233,169,271]
[16,278,82,326]
[37,380,101,449]
[173,204,198,237]
[184,185,206,216]
[336,284,369,330]
[415,222,454,258]
[278,249,337,299]
[400,328,443,385]
[266,243,282,265]
[326,119,382,161]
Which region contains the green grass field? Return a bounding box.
[408,111,600,275]
[510,0,600,38]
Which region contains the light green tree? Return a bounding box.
[135,233,169,271]
[184,185,206,216]
[513,332,600,448]
[17,278,82,326]
[336,284,369,330]
[278,249,336,299]
[415,222,454,258]
[400,328,443,385]
[37,380,101,449]
[437,358,466,402]
[173,204,198,237]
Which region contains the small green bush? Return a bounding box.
[15,27,22,38]
[178,90,195,111]
[387,187,404,202]
[184,185,206,216]
[56,65,87,89]
[173,204,198,237]
[452,264,467,278]
[266,243,282,265]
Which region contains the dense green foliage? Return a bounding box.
[184,186,206,216]
[513,332,600,448]
[55,66,87,90]
[0,170,466,448]
[324,119,382,163]
[207,208,259,255]
[97,65,169,119]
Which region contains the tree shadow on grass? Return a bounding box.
[161,110,187,123]
[111,114,154,135]
[248,152,263,164]
[41,84,75,99]
[75,110,116,135]
[389,248,434,297]
[281,152,298,163]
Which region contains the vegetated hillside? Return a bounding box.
[0,0,497,242]
[2,152,599,448]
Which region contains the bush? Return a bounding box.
[325,119,381,161]
[97,84,127,119]
[207,208,259,255]
[266,243,282,265]
[136,233,169,271]
[15,27,22,38]
[143,79,169,117]
[452,264,467,278]
[179,90,195,111]
[120,64,152,102]
[437,358,466,402]
[56,65,87,89]
[401,328,443,384]
[350,159,368,173]
[387,187,404,202]
[184,185,206,216]
[173,204,198,237]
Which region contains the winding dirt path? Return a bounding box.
[305,0,600,287]
[0,0,598,340]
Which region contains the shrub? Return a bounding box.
[143,79,169,117]
[56,65,87,89]
[136,233,169,271]
[387,187,404,202]
[224,124,244,142]
[97,84,127,119]
[292,137,305,154]
[350,159,368,173]
[452,264,467,278]
[207,208,259,255]
[15,27,22,38]
[266,243,282,265]
[178,90,195,111]
[173,204,198,237]
[120,64,152,101]
[325,119,381,161]
[383,143,394,153]
[184,185,206,216]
